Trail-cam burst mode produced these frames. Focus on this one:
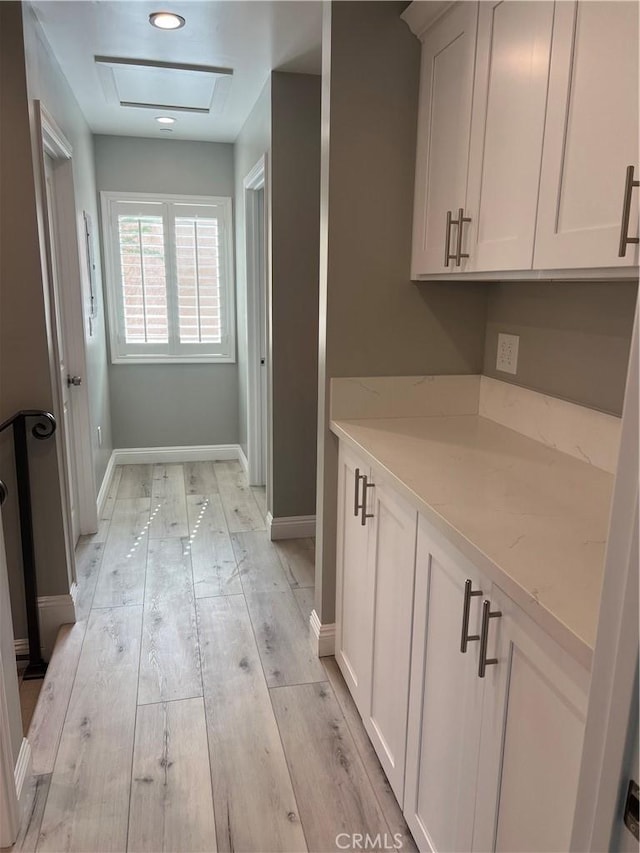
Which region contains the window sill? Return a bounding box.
[111,355,236,366]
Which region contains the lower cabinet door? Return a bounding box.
[362,477,417,803]
[472,585,590,853]
[404,516,488,852]
[335,443,373,713]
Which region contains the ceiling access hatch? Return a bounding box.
[94,56,233,114]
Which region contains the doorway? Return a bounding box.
[244,157,269,491]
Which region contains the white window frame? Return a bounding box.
[100,191,236,364]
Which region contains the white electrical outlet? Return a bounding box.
[97,426,103,447]
[496,333,519,375]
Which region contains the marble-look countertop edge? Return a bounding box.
[330,417,600,671]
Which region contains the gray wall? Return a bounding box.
[94,135,239,448]
[0,3,73,641]
[234,80,272,460]
[271,72,321,518]
[315,2,488,623]
[23,5,113,493]
[483,282,638,416]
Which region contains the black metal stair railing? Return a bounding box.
[0,410,57,680]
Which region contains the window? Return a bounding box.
[101,192,235,363]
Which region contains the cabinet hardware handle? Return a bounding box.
[455,207,471,267]
[354,468,364,517]
[360,475,375,526]
[618,165,639,257]
[444,210,456,267]
[478,599,502,678]
[460,579,483,653]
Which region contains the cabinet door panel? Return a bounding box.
[364,481,417,803]
[534,1,639,269]
[404,518,486,852]
[473,586,589,853]
[464,1,554,272]
[335,444,372,713]
[411,3,478,276]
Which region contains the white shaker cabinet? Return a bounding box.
[410,2,478,277]
[462,1,554,272]
[405,517,589,853]
[335,443,417,803]
[534,1,640,270]
[404,516,489,853]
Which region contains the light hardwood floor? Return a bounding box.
[9,462,415,853]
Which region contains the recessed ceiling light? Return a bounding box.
[149,12,185,30]
[155,116,176,125]
[160,128,174,133]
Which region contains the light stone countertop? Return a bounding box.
[331,414,615,670]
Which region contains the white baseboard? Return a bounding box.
[237,445,249,474]
[267,513,316,540]
[15,738,32,816]
[310,609,336,657]
[14,593,77,662]
[111,444,244,465]
[96,451,116,519]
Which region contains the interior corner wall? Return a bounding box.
[483,281,638,416]
[270,71,321,519]
[0,2,71,641]
[315,1,489,625]
[22,6,113,495]
[234,81,272,460]
[93,135,238,448]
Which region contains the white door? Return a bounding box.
[404,516,487,853]
[44,154,80,545]
[335,443,373,712]
[463,0,554,272]
[256,186,268,487]
[534,1,639,270]
[363,477,416,803]
[473,585,589,853]
[411,2,478,277]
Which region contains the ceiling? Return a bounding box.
[31,0,323,143]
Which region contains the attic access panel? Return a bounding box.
[95,56,233,113]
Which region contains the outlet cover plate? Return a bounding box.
[496,333,519,375]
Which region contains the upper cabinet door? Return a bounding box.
[462,1,554,273]
[534,1,640,270]
[411,3,478,277]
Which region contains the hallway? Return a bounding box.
[11,462,414,853]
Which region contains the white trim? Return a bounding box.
[244,155,268,488]
[237,445,249,475]
[112,444,244,466]
[100,191,236,365]
[13,640,29,659]
[309,609,336,658]
[14,739,32,817]
[96,451,117,520]
[36,595,76,661]
[266,514,316,541]
[571,304,639,851]
[0,640,19,847]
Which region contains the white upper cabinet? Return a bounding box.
[405,0,639,277]
[463,1,554,272]
[534,1,639,270]
[410,2,478,277]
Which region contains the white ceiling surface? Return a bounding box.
[31,0,322,142]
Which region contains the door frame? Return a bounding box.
[244,155,270,491]
[35,102,97,546]
[571,302,639,850]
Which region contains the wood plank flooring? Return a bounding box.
[13,463,415,853]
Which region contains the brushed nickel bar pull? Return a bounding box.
[460,579,483,653]
[618,165,639,258]
[478,599,502,678]
[444,210,454,267]
[455,207,471,266]
[360,475,375,526]
[354,468,363,517]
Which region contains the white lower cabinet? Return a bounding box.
[335,443,417,803]
[335,443,590,852]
